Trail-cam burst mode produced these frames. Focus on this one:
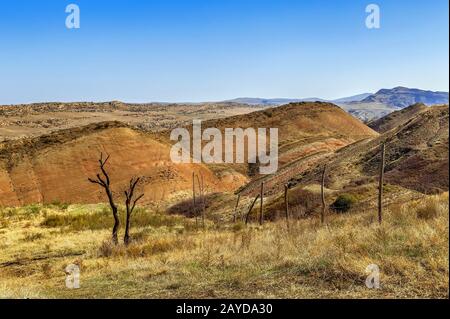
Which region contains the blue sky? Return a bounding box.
[0,0,448,104]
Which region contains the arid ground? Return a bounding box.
[0,101,448,298]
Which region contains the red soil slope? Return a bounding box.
[0,122,246,206]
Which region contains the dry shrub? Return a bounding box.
[41,263,52,278]
[416,197,445,220]
[98,240,114,257]
[142,236,194,255]
[42,206,194,232]
[240,229,253,249]
[22,232,44,242]
[97,235,195,258]
[264,188,321,220]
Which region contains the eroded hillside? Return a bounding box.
[0,122,246,206]
[290,105,449,194]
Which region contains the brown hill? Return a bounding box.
[199,102,377,146]
[159,102,378,178]
[290,105,449,194]
[368,103,428,133]
[0,122,246,207]
[0,102,378,207]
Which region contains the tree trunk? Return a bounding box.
[378,143,386,224]
[88,153,121,245]
[123,177,144,246]
[111,205,119,245]
[106,189,119,245]
[124,210,131,245]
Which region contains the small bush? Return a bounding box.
[263,109,273,117]
[49,201,69,210]
[41,263,53,278]
[330,194,357,213]
[416,199,441,220]
[98,241,114,257]
[25,205,41,215]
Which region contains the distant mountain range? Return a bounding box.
[358,86,449,108]
[225,87,449,122]
[226,93,369,106]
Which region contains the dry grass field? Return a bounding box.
[0,193,447,299]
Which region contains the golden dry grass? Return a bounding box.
[0,193,448,299]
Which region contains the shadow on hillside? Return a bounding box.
[167,193,220,218]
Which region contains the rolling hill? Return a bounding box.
[170,101,378,196]
[0,102,378,207]
[290,104,449,194]
[368,103,428,133]
[163,101,378,173]
[0,122,246,207]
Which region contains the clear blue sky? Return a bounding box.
[0,0,448,104]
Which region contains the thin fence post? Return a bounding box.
[201,174,206,227]
[192,172,197,225]
[321,165,326,225]
[284,184,290,230]
[259,182,264,225]
[378,143,386,224]
[233,194,241,223]
[196,174,206,228]
[245,194,260,225]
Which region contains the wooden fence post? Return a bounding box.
[321,165,326,224]
[233,194,241,223]
[284,184,290,230]
[192,172,197,225]
[259,182,264,225]
[196,173,206,228]
[245,194,260,225]
[201,174,206,227]
[378,143,386,224]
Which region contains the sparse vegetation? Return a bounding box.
[331,194,358,213]
[0,193,447,298]
[0,101,447,300]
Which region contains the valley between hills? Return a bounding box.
[0,97,448,298]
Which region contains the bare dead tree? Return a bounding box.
[88,153,120,245]
[378,143,386,224]
[124,177,144,245]
[321,165,327,225]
